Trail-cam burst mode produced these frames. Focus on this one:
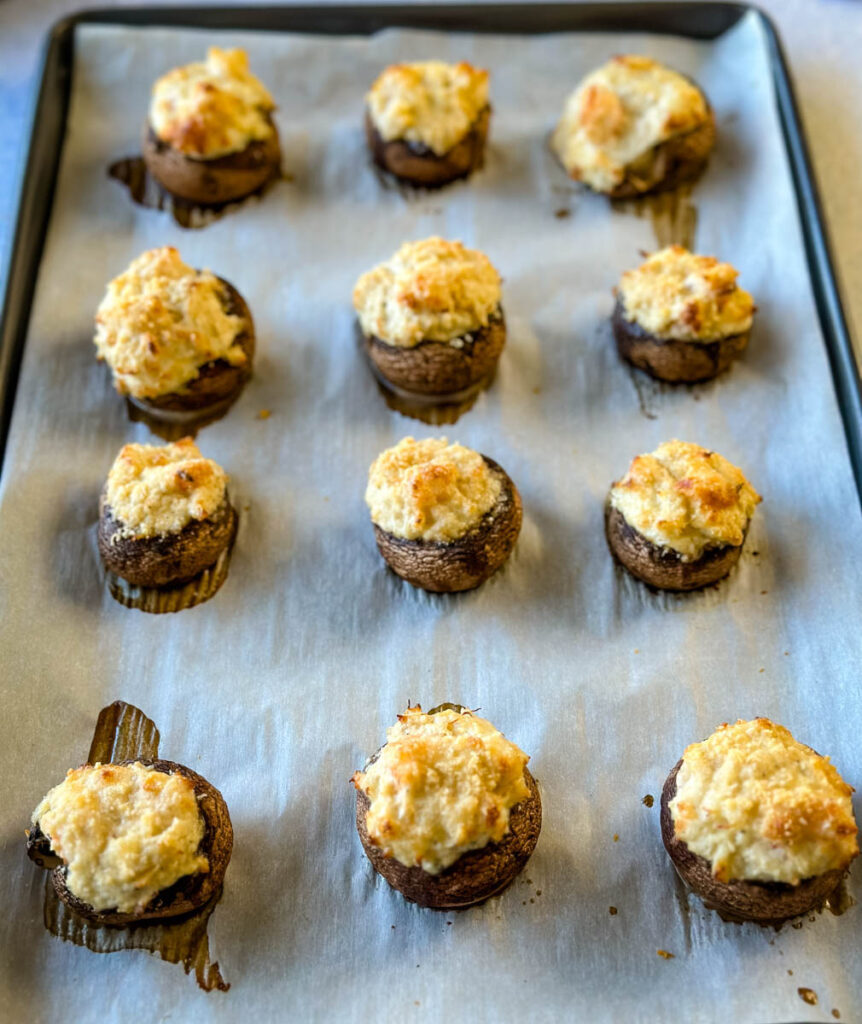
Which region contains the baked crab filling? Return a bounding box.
[670,719,858,885]
[365,436,502,543]
[609,439,760,561]
[618,245,754,343]
[149,47,276,160]
[551,55,710,193]
[366,60,489,157]
[94,247,247,401]
[353,237,502,350]
[32,762,209,913]
[104,438,228,540]
[352,706,530,874]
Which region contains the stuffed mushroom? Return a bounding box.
[352,704,542,908]
[27,759,233,925]
[144,47,280,205]
[354,237,505,403]
[365,61,490,188]
[551,55,715,199]
[613,246,755,383]
[365,436,521,592]
[605,440,761,591]
[661,718,858,925]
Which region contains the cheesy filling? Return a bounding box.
[619,245,754,342]
[551,55,710,193]
[366,436,501,543]
[33,762,209,913]
[149,47,275,159]
[94,246,247,400]
[367,60,489,156]
[671,719,858,885]
[353,237,501,349]
[353,706,530,874]
[610,439,761,560]
[105,438,228,539]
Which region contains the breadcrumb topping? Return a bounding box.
[149,47,275,159]
[94,246,247,400]
[353,237,501,349]
[105,438,227,539]
[366,436,501,543]
[352,705,530,874]
[33,762,208,914]
[367,60,489,156]
[609,439,761,560]
[551,55,710,193]
[671,719,858,885]
[619,245,755,342]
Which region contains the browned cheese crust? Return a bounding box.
[365,107,490,188]
[612,299,750,383]
[135,277,254,419]
[607,106,716,199]
[98,495,237,588]
[373,457,522,592]
[660,759,847,925]
[605,503,743,592]
[142,117,280,205]
[26,758,233,925]
[363,309,505,397]
[356,766,541,909]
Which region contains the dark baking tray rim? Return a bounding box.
[1,2,860,518]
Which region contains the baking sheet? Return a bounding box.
[1,13,861,1023]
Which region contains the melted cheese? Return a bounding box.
[610,439,761,560]
[671,719,858,885]
[33,762,209,913]
[619,245,754,342]
[94,246,247,400]
[353,237,501,348]
[366,436,501,543]
[149,47,275,159]
[367,60,489,156]
[551,55,710,193]
[353,706,530,874]
[105,438,228,539]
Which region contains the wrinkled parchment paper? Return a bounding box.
[1,14,861,1023]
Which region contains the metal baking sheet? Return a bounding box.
[1,7,861,1023]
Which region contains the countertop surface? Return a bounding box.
[1,0,860,350]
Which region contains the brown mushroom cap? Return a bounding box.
[142,118,281,205]
[26,758,233,925]
[363,310,505,398]
[605,105,716,199]
[612,299,749,383]
[98,495,237,588]
[373,457,522,593]
[365,106,490,188]
[132,277,255,423]
[660,758,848,925]
[605,502,743,592]
[356,765,541,909]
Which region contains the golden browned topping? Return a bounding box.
[352,705,530,874]
[149,47,275,159]
[365,436,501,543]
[551,55,709,192]
[94,246,247,400]
[610,440,760,560]
[671,719,858,884]
[33,762,209,913]
[367,60,489,156]
[353,237,501,349]
[105,438,227,539]
[619,245,755,342]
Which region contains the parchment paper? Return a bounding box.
[1,15,861,1023]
